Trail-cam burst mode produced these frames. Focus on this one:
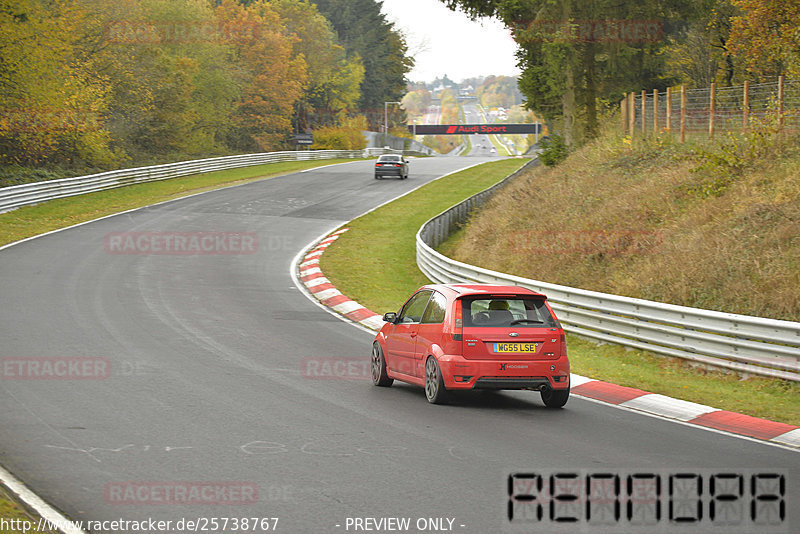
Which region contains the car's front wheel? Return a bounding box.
[424,356,449,404]
[371,342,393,387]
[541,386,569,408]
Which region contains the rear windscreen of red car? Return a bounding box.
[462,297,557,328]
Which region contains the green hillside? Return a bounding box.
[439,125,800,322]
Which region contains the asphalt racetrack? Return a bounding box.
[0,157,797,533]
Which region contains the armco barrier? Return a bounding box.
[0,148,397,214]
[416,161,800,381]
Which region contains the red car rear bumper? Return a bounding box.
[436,353,570,391]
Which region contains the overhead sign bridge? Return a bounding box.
[410,123,541,135]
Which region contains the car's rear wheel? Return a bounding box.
[541,386,569,408]
[424,356,448,404]
[374,174,381,180]
[371,342,393,386]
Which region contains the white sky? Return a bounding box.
[380,0,521,84]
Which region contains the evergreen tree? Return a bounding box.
[312,0,414,130]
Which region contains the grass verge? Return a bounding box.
[319,158,800,426]
[320,158,527,314]
[0,484,57,534]
[567,336,800,425]
[0,158,365,247]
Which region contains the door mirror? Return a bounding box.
[383,312,397,323]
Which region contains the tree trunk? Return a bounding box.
[562,67,575,146]
[583,42,598,140]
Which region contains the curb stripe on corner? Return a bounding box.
[571,376,799,447]
[298,228,384,331]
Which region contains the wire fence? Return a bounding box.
[621,77,800,140]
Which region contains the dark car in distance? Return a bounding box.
[374,154,409,179]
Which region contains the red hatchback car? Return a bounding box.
[371,284,570,406]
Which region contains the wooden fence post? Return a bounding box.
[666,87,672,133]
[709,82,716,140]
[680,85,686,143]
[653,89,659,134]
[641,89,647,135]
[621,97,627,133]
[778,75,785,131]
[629,92,636,136]
[743,80,749,134]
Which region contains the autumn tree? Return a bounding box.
[0,0,115,166]
[728,0,800,79]
[476,76,522,109]
[662,0,742,88]
[401,88,431,117]
[216,0,306,151]
[1,0,404,173]
[442,0,696,145]
[269,0,364,130]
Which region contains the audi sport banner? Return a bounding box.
[409,123,542,135]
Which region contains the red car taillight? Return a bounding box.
[453,299,463,341]
[394,164,401,167]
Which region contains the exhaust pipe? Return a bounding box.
[539,384,550,393]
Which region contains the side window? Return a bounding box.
[421,292,447,324]
[397,290,433,324]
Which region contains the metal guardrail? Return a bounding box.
[0,148,399,214]
[416,160,800,381]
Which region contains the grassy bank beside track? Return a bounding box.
[319,158,800,426]
[0,158,366,247]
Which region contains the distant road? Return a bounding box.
[461,102,499,156]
